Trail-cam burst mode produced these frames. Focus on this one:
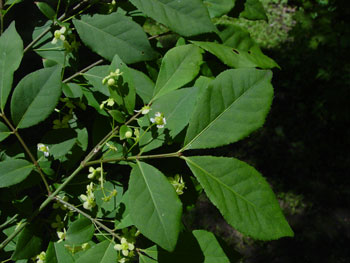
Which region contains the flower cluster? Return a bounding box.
[150,112,166,128]
[114,237,135,257]
[80,182,96,210]
[168,174,186,195]
[87,166,102,180]
[102,68,123,87]
[100,98,115,109]
[51,26,67,44]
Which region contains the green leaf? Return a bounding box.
[95,181,123,218]
[129,161,182,251]
[130,68,154,104]
[45,242,58,263]
[108,110,125,123]
[192,41,279,69]
[218,24,258,50]
[240,0,267,21]
[193,230,230,263]
[129,0,216,36]
[32,21,72,67]
[75,241,118,263]
[84,65,110,96]
[0,159,34,188]
[151,87,199,139]
[0,22,23,110]
[0,121,11,142]
[62,83,83,99]
[204,0,236,18]
[73,13,157,63]
[152,45,202,101]
[35,2,56,20]
[183,68,273,150]
[52,242,75,263]
[185,156,294,240]
[109,54,136,114]
[65,217,95,245]
[10,65,62,129]
[12,226,42,260]
[41,129,77,159]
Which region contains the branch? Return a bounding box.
[54,196,121,241]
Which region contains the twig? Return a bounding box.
[85,152,181,166]
[0,113,51,195]
[54,196,121,241]
[62,59,104,83]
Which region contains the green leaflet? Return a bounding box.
[240,0,268,21]
[0,22,23,111]
[75,241,118,263]
[129,0,216,37]
[183,68,273,150]
[130,68,155,104]
[73,13,157,63]
[35,2,56,20]
[10,65,62,129]
[193,230,230,263]
[185,156,294,240]
[11,226,42,260]
[0,121,11,142]
[109,55,136,114]
[65,217,95,245]
[152,45,203,101]
[129,161,182,251]
[218,24,259,50]
[49,242,75,263]
[204,0,236,18]
[84,65,110,96]
[0,159,34,188]
[192,41,279,69]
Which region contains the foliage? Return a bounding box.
[0,0,293,262]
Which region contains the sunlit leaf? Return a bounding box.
[129,0,216,36]
[73,13,157,63]
[193,230,230,263]
[183,68,273,150]
[11,65,62,129]
[185,156,294,240]
[152,45,202,101]
[204,0,236,18]
[129,161,182,251]
[192,41,279,69]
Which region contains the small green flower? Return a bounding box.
[80,183,96,210]
[150,112,166,128]
[168,174,186,195]
[114,237,135,256]
[52,26,66,44]
[134,105,151,115]
[88,167,102,179]
[100,98,115,109]
[57,229,66,243]
[36,251,46,263]
[37,143,49,157]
